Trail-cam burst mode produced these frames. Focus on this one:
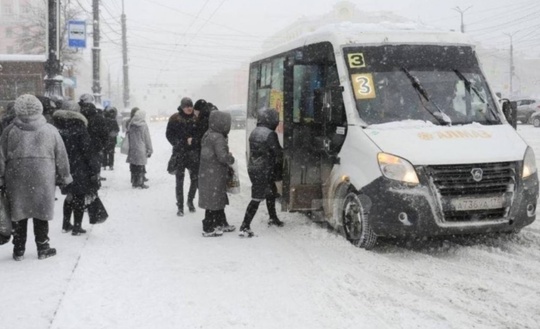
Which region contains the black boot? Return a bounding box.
[72,216,87,236]
[268,217,285,227]
[135,173,149,189]
[187,199,196,213]
[37,240,56,260]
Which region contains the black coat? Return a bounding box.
[248,108,283,199]
[166,108,199,169]
[81,103,110,154]
[53,110,101,195]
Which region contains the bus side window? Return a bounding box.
[293,65,323,123]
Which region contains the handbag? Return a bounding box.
[167,153,178,175]
[0,190,12,245]
[88,197,109,224]
[120,134,129,155]
[226,162,241,194]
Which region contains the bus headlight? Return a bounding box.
[522,147,537,178]
[377,153,419,185]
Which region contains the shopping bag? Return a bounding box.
[116,135,123,148]
[120,134,129,155]
[0,191,12,245]
[88,197,109,224]
[226,162,241,194]
[167,153,178,175]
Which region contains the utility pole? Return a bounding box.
[44,0,63,99]
[92,0,102,105]
[121,0,130,108]
[504,32,517,96]
[452,6,472,33]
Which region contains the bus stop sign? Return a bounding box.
[68,21,86,48]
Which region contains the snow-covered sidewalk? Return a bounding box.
[1,122,539,329]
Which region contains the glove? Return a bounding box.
[147,153,152,158]
[60,183,72,195]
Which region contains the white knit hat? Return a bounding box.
[79,93,94,104]
[14,94,43,117]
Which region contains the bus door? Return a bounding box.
[282,46,346,212]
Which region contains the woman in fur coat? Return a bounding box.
[0,94,72,261]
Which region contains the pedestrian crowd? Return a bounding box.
[0,93,284,261]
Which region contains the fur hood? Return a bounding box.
[53,110,88,126]
[209,110,231,136]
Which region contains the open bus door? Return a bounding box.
[281,46,347,213]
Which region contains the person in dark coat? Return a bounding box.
[53,101,101,235]
[103,106,120,170]
[0,94,72,260]
[126,109,153,188]
[80,101,109,175]
[198,111,235,237]
[239,108,284,237]
[166,97,198,216]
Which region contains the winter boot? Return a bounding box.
[38,247,57,260]
[12,250,25,261]
[177,208,184,217]
[62,216,73,233]
[202,227,224,237]
[222,225,236,232]
[239,228,255,238]
[268,217,285,227]
[37,240,56,260]
[187,200,196,213]
[137,174,149,189]
[72,217,87,236]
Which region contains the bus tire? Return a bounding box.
[341,191,377,249]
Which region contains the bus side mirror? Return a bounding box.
[502,99,517,129]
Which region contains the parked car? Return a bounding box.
[223,104,247,129]
[514,98,540,124]
[529,109,540,127]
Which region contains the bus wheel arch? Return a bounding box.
[338,187,378,250]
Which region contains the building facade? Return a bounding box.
[0,0,33,54]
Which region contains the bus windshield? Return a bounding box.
[344,45,501,126]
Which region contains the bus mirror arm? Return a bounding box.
[501,98,517,129]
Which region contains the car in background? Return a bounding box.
[223,104,247,129]
[513,98,540,124]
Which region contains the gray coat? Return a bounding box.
[198,111,234,210]
[0,115,72,222]
[126,110,153,166]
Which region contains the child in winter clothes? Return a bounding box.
[198,111,235,237]
[126,108,153,188]
[0,94,72,260]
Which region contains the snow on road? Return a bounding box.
[1,122,540,329]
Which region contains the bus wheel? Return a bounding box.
[342,192,377,249]
[533,117,540,127]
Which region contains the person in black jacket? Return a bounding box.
[239,108,284,237]
[103,106,120,170]
[166,97,198,216]
[79,101,109,176]
[53,101,101,235]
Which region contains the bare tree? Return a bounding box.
[16,0,86,66]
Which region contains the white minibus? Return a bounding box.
[246,23,539,249]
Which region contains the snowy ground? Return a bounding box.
[1,122,540,329]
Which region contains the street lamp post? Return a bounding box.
[44,0,63,99]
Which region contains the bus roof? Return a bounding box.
[0,54,47,62]
[251,22,476,62]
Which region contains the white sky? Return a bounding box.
[74,0,539,101]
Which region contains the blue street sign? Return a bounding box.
[103,100,111,108]
[68,21,86,48]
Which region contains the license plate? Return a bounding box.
[451,196,505,211]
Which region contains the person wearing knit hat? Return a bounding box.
[0,94,72,260]
[79,93,95,105]
[166,96,198,216]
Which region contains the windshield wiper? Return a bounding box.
[453,69,500,124]
[401,67,451,125]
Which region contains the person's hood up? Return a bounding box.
[130,110,147,126]
[14,94,43,117]
[104,107,118,119]
[53,110,88,127]
[209,110,231,136]
[257,108,279,130]
[61,100,81,113]
[79,93,94,104]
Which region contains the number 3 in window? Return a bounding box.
[348,53,366,68]
[356,76,371,94]
[351,73,376,100]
